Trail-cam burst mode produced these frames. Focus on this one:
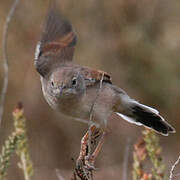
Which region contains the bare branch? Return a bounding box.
[0,0,20,127]
[169,155,180,180]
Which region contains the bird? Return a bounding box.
[34,5,175,169]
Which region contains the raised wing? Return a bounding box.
[80,67,112,86]
[34,7,77,77]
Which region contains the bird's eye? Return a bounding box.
[51,81,54,87]
[72,77,77,86]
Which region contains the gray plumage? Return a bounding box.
[35,6,176,136]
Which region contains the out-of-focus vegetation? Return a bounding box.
[132,129,166,180]
[0,103,33,180]
[0,0,179,179]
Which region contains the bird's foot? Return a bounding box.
[75,158,93,180]
[84,155,97,170]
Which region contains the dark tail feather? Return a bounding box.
[132,105,175,136]
[117,103,176,136]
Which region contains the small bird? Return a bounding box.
[34,6,175,168]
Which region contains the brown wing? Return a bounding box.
[34,7,77,77]
[80,67,112,86]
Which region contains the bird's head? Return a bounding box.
[47,67,86,98]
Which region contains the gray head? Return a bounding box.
[47,67,86,99]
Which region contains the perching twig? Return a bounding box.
[0,0,20,128]
[169,155,180,180]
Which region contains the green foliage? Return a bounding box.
[0,133,21,179]
[0,103,33,180]
[13,104,33,180]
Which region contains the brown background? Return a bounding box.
[0,0,179,179]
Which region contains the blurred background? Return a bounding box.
[0,0,180,179]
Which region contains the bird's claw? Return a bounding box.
[84,156,97,171]
[76,156,97,171]
[76,158,84,169]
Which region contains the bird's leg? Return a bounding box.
[84,131,107,170]
[76,124,107,172]
[76,125,96,167]
[78,131,89,162]
[90,128,102,145]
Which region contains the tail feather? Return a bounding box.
[116,102,176,136]
[132,105,175,135]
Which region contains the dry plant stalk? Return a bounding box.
[132,129,166,180]
[0,103,33,180]
[13,103,33,180]
[0,1,33,179]
[0,0,20,127]
[143,129,165,179]
[169,155,180,180]
[132,137,152,180]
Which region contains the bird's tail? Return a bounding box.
[116,99,175,136]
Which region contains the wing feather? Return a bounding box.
[34,7,77,77]
[80,67,112,86]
